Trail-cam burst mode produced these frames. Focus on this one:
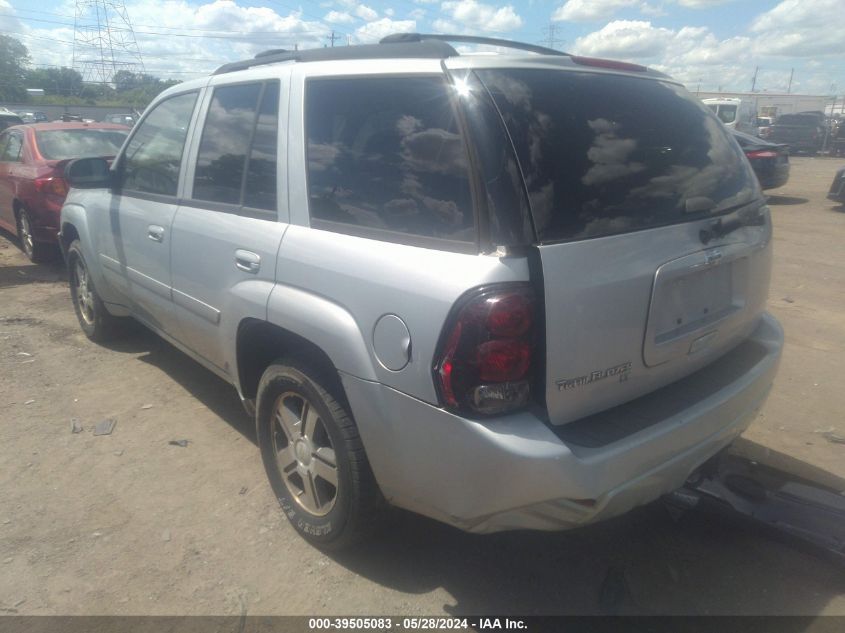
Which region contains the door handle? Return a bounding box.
[235,249,260,274]
[148,225,165,243]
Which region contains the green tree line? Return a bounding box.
[0,34,180,107]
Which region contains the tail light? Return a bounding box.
[34,176,69,197]
[434,284,536,416]
[745,150,778,159]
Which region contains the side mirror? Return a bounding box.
[65,157,112,189]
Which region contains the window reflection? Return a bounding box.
[306,76,475,243]
[478,69,755,242]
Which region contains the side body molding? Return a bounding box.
[265,284,378,382]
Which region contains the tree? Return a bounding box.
[0,35,31,101]
[26,67,83,97]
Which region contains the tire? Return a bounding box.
[16,208,52,263]
[256,357,382,550]
[67,239,123,342]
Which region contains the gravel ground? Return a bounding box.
[1,157,844,616]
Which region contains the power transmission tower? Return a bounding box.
[327,30,339,47]
[540,24,565,50]
[72,0,145,86]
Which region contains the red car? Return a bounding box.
[0,122,129,262]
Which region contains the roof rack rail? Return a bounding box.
[213,39,458,75]
[380,33,568,57]
[213,33,567,75]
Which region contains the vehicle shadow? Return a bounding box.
[95,326,845,615]
[103,325,255,443]
[767,195,809,206]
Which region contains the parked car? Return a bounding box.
[756,116,774,139]
[828,166,845,203]
[731,129,790,190]
[60,34,782,549]
[766,112,826,154]
[0,122,129,261]
[703,97,759,135]
[103,113,136,127]
[16,111,48,123]
[0,112,24,132]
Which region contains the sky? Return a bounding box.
[0,0,842,95]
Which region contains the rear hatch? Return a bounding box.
[477,68,772,425]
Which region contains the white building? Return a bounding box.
[694,91,833,118]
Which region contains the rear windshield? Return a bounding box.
[35,128,128,160]
[477,69,755,242]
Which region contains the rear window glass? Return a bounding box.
[35,129,127,160]
[305,76,475,245]
[477,69,756,242]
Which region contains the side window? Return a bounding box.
[191,81,279,213]
[1,133,23,162]
[305,76,475,244]
[121,92,198,197]
[0,132,9,160]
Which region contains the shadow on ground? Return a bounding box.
[767,195,810,206]
[104,326,845,616]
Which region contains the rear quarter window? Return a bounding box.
[477,69,758,243]
[304,75,476,249]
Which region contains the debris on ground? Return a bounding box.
[70,419,84,434]
[24,400,34,405]
[821,431,845,444]
[239,487,248,495]
[168,439,190,447]
[16,352,31,357]
[141,404,153,410]
[113,450,124,456]
[93,419,117,436]
[783,296,796,303]
[161,529,171,542]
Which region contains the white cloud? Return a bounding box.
[324,10,354,24]
[750,0,845,57]
[354,4,379,21]
[354,18,416,43]
[552,0,733,22]
[676,0,732,7]
[439,0,523,33]
[573,20,673,58]
[552,0,640,22]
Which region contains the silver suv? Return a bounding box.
[59,34,783,549]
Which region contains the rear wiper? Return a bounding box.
[699,206,766,245]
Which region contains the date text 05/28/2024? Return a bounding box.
[308,618,528,630]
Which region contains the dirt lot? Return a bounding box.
[1,157,844,616]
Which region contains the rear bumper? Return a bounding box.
[755,162,790,190]
[342,313,783,533]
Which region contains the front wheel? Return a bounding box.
[67,240,123,342]
[256,359,382,549]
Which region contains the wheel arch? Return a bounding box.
[236,319,351,407]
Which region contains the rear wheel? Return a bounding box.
[256,358,382,550]
[67,240,123,342]
[16,209,52,263]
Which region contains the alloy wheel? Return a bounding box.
[271,392,339,516]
